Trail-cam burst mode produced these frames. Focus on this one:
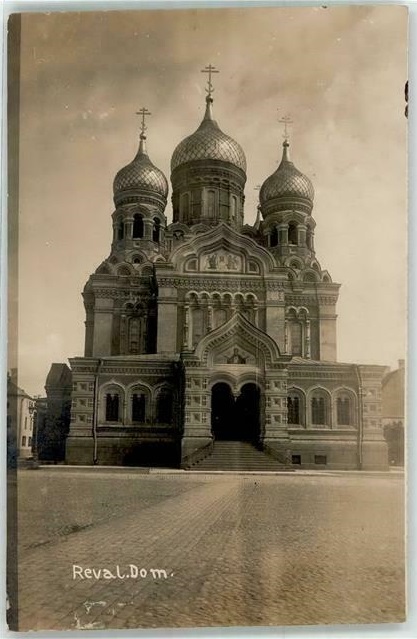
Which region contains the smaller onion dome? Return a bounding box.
[113,133,168,206]
[260,141,314,210]
[171,96,246,173]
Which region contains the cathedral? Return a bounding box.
[66,70,388,470]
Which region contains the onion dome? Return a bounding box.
[171,96,246,173]
[113,133,168,207]
[260,141,314,212]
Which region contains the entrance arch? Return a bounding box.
[211,382,261,443]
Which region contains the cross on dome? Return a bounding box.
[135,107,152,139]
[278,113,293,143]
[201,64,219,98]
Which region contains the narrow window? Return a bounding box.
[22,436,26,447]
[207,190,216,218]
[312,396,326,425]
[128,317,142,354]
[132,393,146,422]
[133,214,144,238]
[153,218,161,243]
[106,393,120,422]
[28,437,32,447]
[337,397,351,425]
[288,222,298,245]
[287,396,300,424]
[230,196,237,221]
[290,321,303,356]
[117,222,124,241]
[270,227,278,247]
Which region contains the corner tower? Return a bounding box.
[260,139,315,259]
[171,66,247,230]
[112,108,168,260]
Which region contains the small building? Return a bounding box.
[35,364,72,463]
[382,360,405,466]
[7,372,35,462]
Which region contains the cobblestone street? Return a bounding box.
[16,468,405,631]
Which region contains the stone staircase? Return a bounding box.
[190,441,290,472]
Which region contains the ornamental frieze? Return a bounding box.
[156,277,285,291]
[286,295,339,305]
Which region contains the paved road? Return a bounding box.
[16,469,405,631]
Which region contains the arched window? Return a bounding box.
[207,190,216,218]
[153,218,161,243]
[128,317,143,354]
[288,222,298,245]
[106,393,120,422]
[117,221,124,241]
[156,388,174,423]
[337,395,352,426]
[287,396,300,424]
[311,392,330,426]
[290,321,303,356]
[230,196,237,221]
[270,227,278,247]
[132,393,146,423]
[181,193,190,221]
[133,214,144,239]
[192,306,204,346]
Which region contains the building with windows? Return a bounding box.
[7,372,35,462]
[65,76,389,470]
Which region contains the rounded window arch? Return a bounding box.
[309,388,331,427]
[153,217,161,243]
[117,265,131,276]
[334,389,357,427]
[288,222,298,245]
[128,385,151,424]
[287,388,305,426]
[100,383,125,424]
[133,214,144,239]
[155,386,174,424]
[270,226,279,247]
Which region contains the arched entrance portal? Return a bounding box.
[211,382,261,443]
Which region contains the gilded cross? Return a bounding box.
[135,107,152,136]
[201,64,219,97]
[278,113,293,141]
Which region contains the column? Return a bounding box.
[305,319,311,358]
[183,305,191,349]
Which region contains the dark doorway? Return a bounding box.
[211,382,260,443]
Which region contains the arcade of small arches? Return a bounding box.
[183,292,259,349]
[113,212,164,244]
[99,382,175,426]
[285,306,311,358]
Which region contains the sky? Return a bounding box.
[14,5,408,396]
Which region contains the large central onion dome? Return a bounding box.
[113,134,168,208]
[260,140,314,213]
[171,96,246,173]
